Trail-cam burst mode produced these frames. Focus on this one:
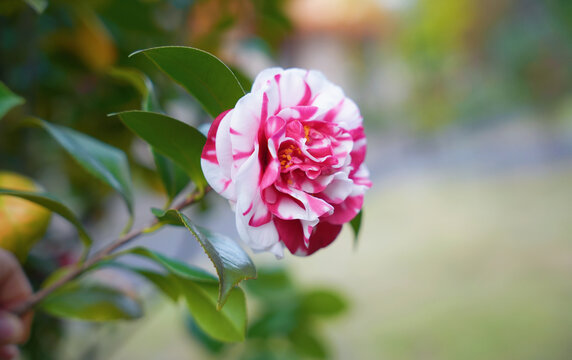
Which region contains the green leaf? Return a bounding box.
[0,189,92,250]
[107,67,155,112]
[23,0,48,13]
[290,331,329,359]
[117,111,206,191]
[153,209,256,308]
[186,314,226,354]
[243,266,294,300]
[129,268,181,302]
[152,151,190,204]
[80,257,185,302]
[248,303,299,338]
[178,278,246,342]
[29,118,134,220]
[130,46,246,118]
[128,247,217,283]
[40,283,143,321]
[229,66,253,93]
[0,82,25,120]
[107,68,190,202]
[300,289,348,318]
[41,266,75,289]
[349,210,363,247]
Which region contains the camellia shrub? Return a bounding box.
[0,46,370,352]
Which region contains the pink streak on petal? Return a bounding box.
[326,195,364,225]
[297,81,312,106]
[233,150,252,161]
[248,209,272,227]
[270,183,334,220]
[242,202,253,216]
[221,179,232,192]
[265,116,286,139]
[303,223,314,247]
[201,109,231,164]
[260,158,280,189]
[290,106,318,119]
[261,92,269,122]
[323,99,345,123]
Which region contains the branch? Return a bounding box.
[11,188,209,316]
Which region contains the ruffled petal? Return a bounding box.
[325,194,364,225]
[276,68,313,108]
[234,145,280,253]
[204,67,370,257]
[252,67,283,92]
[320,171,354,204]
[270,183,334,221]
[274,218,342,256]
[201,110,235,199]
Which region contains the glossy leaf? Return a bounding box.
[152,151,190,204]
[229,66,253,93]
[30,118,134,219]
[117,111,207,191]
[300,289,348,318]
[130,268,180,302]
[153,209,256,308]
[40,283,143,321]
[0,82,25,120]
[186,315,226,354]
[178,278,246,342]
[107,67,155,111]
[0,189,92,249]
[24,0,48,13]
[128,247,217,283]
[130,46,246,118]
[84,258,183,302]
[349,210,363,246]
[108,68,190,202]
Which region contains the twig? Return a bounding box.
[11,188,208,316]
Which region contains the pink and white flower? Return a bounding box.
[201,68,372,257]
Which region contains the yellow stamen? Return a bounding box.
[279,144,300,170]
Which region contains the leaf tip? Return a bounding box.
[128,49,145,58]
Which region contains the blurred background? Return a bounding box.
[1,0,572,358]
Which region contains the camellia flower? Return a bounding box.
[201,68,371,257]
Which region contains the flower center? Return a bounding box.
[279,144,301,170]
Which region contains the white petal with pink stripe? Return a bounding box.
[201,68,372,257]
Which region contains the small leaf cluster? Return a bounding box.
[188,267,349,360]
[0,47,258,343]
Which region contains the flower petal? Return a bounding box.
[325,194,364,225]
[201,110,235,199]
[276,69,313,109]
[252,67,283,92]
[274,218,342,256]
[271,183,334,221]
[320,171,354,204]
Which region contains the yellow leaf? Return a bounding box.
[0,172,52,262]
